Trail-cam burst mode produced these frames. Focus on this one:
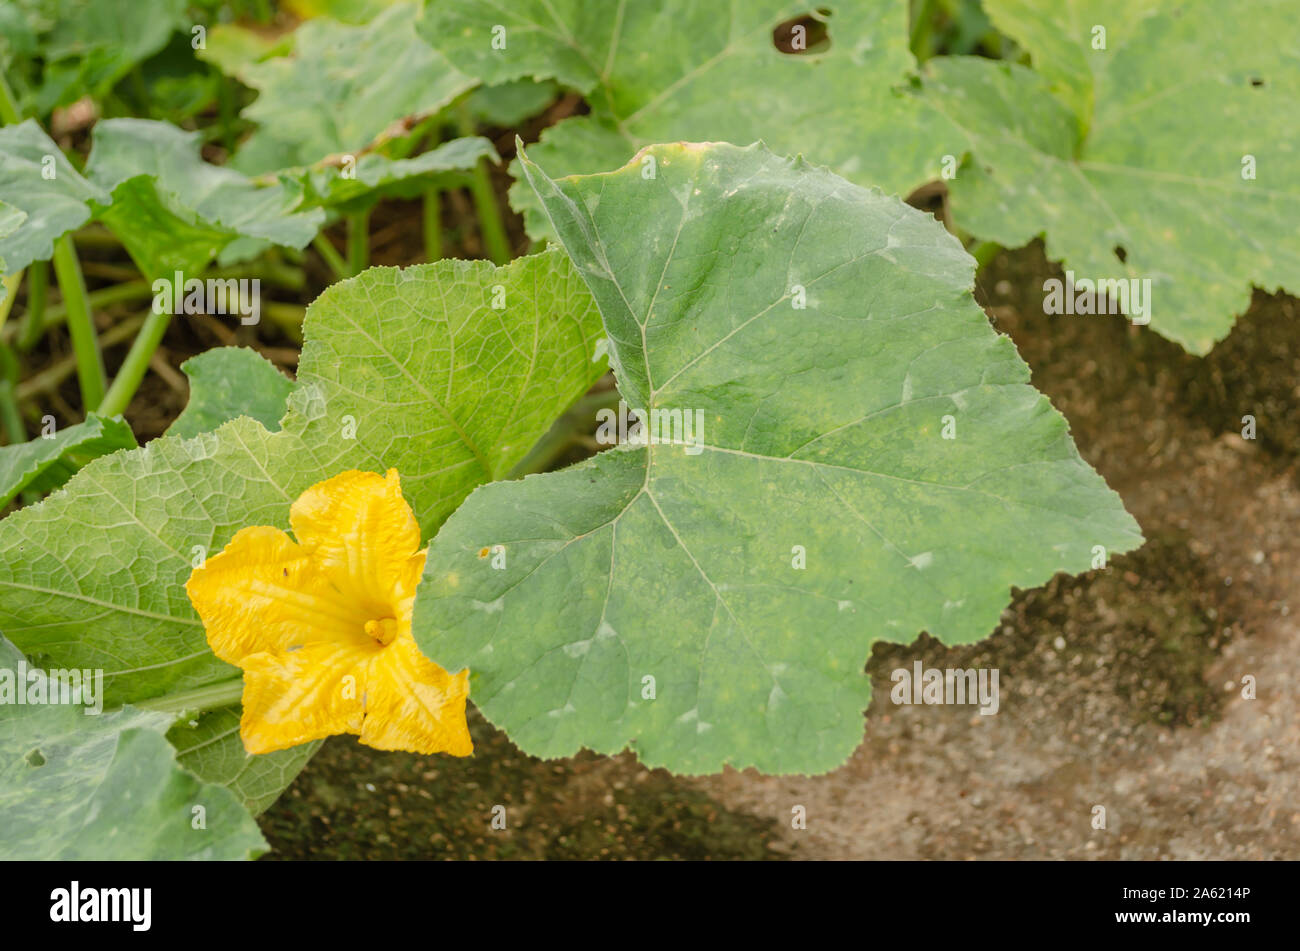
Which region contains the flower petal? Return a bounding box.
[186,525,371,665]
[239,642,371,754]
[360,637,472,755]
[289,469,423,608]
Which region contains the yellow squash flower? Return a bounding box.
[185,469,472,757]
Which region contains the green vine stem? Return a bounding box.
[423,186,443,262]
[312,232,349,281]
[16,259,46,352]
[458,106,512,265]
[216,74,238,155]
[345,210,370,276]
[50,236,107,410]
[97,309,170,418]
[134,677,244,718]
[0,341,25,444]
[466,158,511,264]
[0,271,21,330]
[909,0,938,61]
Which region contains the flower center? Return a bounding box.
[364,617,400,647]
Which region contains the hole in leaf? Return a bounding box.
[773,9,832,54]
[1250,77,1265,88]
[25,748,45,767]
[1114,245,1128,263]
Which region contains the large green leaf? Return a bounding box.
[419,0,958,239]
[86,118,324,279]
[166,347,296,440]
[233,2,477,173]
[0,413,137,508]
[414,142,1142,775]
[0,249,604,808]
[0,120,109,277]
[0,637,266,860]
[926,0,1300,352]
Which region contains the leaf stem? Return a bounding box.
[312,232,349,281]
[0,382,25,445]
[16,260,46,352]
[345,211,369,276]
[97,309,170,418]
[134,677,244,717]
[0,270,21,331]
[422,186,443,261]
[458,106,511,264]
[50,236,107,410]
[466,161,511,264]
[0,341,25,444]
[909,0,938,61]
